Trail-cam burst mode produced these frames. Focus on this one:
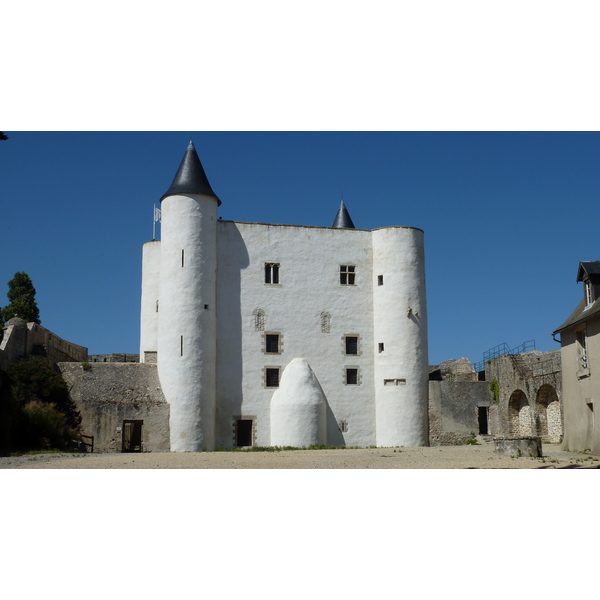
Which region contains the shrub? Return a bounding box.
[490,377,500,404]
[3,357,81,451]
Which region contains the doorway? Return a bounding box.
[122,420,143,452]
[477,407,489,435]
[236,419,254,447]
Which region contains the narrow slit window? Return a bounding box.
[180,335,184,357]
[340,265,356,285]
[181,249,185,268]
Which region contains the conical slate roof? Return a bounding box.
[160,141,221,205]
[332,200,355,229]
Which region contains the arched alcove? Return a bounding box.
[508,390,532,436]
[535,384,561,442]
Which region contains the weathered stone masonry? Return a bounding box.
[58,362,170,453]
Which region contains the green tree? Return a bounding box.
[1,357,81,451]
[1,272,41,325]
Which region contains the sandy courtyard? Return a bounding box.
[1,442,599,469]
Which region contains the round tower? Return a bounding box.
[157,141,220,452]
[372,226,428,446]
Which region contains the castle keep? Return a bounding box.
[139,142,429,451]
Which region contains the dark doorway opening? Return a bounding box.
[122,420,143,452]
[477,407,489,435]
[236,419,253,447]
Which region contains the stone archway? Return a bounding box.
[535,384,561,443]
[508,390,532,436]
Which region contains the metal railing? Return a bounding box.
[473,340,536,372]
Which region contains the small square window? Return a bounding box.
[266,334,279,353]
[346,368,358,385]
[345,336,358,355]
[340,265,356,285]
[266,368,280,388]
[265,263,280,284]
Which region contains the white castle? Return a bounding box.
[140,142,429,451]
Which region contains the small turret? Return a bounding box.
[332,200,355,228]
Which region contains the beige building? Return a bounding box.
[553,261,600,453]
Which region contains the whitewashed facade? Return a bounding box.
[140,142,429,451]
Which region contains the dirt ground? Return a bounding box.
[1,442,599,469]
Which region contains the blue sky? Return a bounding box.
[1,131,596,365]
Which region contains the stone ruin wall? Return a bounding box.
[485,349,563,443]
[428,350,563,445]
[1,319,87,371]
[58,362,170,453]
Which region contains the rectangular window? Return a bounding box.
[339,420,348,433]
[345,336,358,355]
[585,280,593,306]
[378,275,384,286]
[266,334,279,353]
[340,265,356,285]
[265,263,280,284]
[577,328,588,374]
[181,249,185,268]
[378,343,385,353]
[384,378,406,386]
[346,368,358,385]
[265,368,280,388]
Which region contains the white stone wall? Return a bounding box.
[215,221,377,447]
[139,240,161,361]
